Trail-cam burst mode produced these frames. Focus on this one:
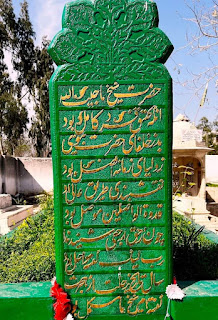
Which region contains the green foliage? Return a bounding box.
[0,1,29,155]
[0,74,28,156]
[0,198,217,283]
[13,137,32,157]
[0,194,55,283]
[2,97,29,155]
[197,116,212,133]
[12,0,36,93]
[197,116,218,155]
[0,0,54,156]
[0,0,16,40]
[30,37,54,157]
[173,212,218,280]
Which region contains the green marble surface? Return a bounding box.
[48,0,173,318]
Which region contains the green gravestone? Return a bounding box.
[48,0,173,319]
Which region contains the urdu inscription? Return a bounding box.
[48,1,173,319]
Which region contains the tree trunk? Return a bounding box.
[0,134,4,155]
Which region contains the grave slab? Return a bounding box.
[171,281,218,320]
[0,282,53,320]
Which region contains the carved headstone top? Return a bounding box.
[48,1,173,319]
[48,0,173,81]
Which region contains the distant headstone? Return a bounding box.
[48,0,173,319]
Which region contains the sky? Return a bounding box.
[12,0,218,125]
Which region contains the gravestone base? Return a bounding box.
[0,205,34,235]
[0,282,53,320]
[171,281,218,320]
[0,281,217,320]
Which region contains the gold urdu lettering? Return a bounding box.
[75,139,112,151]
[62,105,162,135]
[61,86,100,107]
[60,88,72,102]
[146,295,163,314]
[69,205,94,229]
[72,86,89,100]
[61,81,165,314]
[62,134,162,156]
[60,83,162,108]
[68,228,115,246]
[127,295,143,315]
[65,271,164,296]
[65,202,164,228]
[91,109,104,130]
[141,255,164,265]
[106,82,121,107]
[74,111,90,135]
[138,87,161,106]
[114,83,153,99]
[87,296,125,315]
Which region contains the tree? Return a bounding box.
[211,116,218,154]
[30,37,54,157]
[197,116,218,154]
[0,0,28,155]
[213,116,218,131]
[197,116,212,132]
[11,2,54,157]
[3,97,29,155]
[0,83,29,155]
[172,0,217,115]
[0,0,53,157]
[0,14,11,153]
[12,1,54,157]
[0,0,16,41]
[184,0,217,89]
[11,0,36,96]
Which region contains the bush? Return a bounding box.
[0,197,217,283]
[0,194,55,283]
[173,212,218,280]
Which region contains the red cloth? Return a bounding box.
[51,280,71,320]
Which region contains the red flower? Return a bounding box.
[54,301,71,320]
[51,279,72,320]
[51,280,61,299]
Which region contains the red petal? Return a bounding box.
[51,280,72,320]
[54,301,71,320]
[51,281,62,298]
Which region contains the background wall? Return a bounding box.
[206,155,218,184]
[0,156,53,196]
